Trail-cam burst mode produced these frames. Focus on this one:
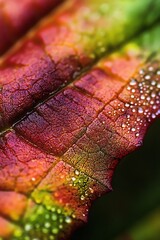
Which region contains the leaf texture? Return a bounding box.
[0,0,160,239]
[0,0,63,55]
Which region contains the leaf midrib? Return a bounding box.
[0,19,159,138]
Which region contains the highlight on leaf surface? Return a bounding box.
[0,0,159,239]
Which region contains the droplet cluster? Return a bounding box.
[12,205,73,240]
[106,63,160,138]
[120,63,160,136]
[69,169,94,203]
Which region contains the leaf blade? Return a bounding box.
[0,1,160,239]
[0,0,64,55]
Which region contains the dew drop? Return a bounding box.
[59,224,63,229]
[45,222,51,228]
[65,216,72,224]
[57,209,61,214]
[139,69,144,75]
[125,103,130,108]
[52,228,59,234]
[25,224,32,232]
[75,170,80,175]
[52,213,57,221]
[80,195,85,200]
[151,113,156,119]
[140,95,145,100]
[148,66,154,71]
[144,75,151,80]
[89,187,94,193]
[138,107,143,114]
[151,92,156,98]
[72,214,76,219]
[151,80,156,86]
[121,123,126,128]
[129,78,137,86]
[43,228,49,234]
[131,127,136,132]
[157,83,160,89]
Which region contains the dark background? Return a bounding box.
[71,118,160,240]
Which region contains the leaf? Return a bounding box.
[0,0,63,55]
[0,0,159,239]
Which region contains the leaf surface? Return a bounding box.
[0,0,160,239]
[0,0,63,55]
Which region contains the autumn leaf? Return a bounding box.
[0,0,160,239]
[0,0,64,55]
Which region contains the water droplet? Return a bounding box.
[89,187,94,193]
[75,170,80,175]
[57,209,61,214]
[138,107,143,114]
[52,228,59,234]
[52,213,57,221]
[151,113,156,119]
[65,216,72,224]
[151,80,156,86]
[80,195,85,200]
[144,75,151,80]
[139,69,144,75]
[45,222,51,228]
[129,78,137,86]
[42,228,49,234]
[125,103,130,108]
[25,224,32,231]
[151,92,156,98]
[157,83,160,89]
[140,95,145,100]
[148,66,154,71]
[59,224,63,229]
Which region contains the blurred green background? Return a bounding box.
[71,118,160,240]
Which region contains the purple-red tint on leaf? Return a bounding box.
[0,0,63,55]
[0,0,159,239]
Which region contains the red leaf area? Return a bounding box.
[0,1,159,239]
[0,0,63,55]
[0,46,159,238]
